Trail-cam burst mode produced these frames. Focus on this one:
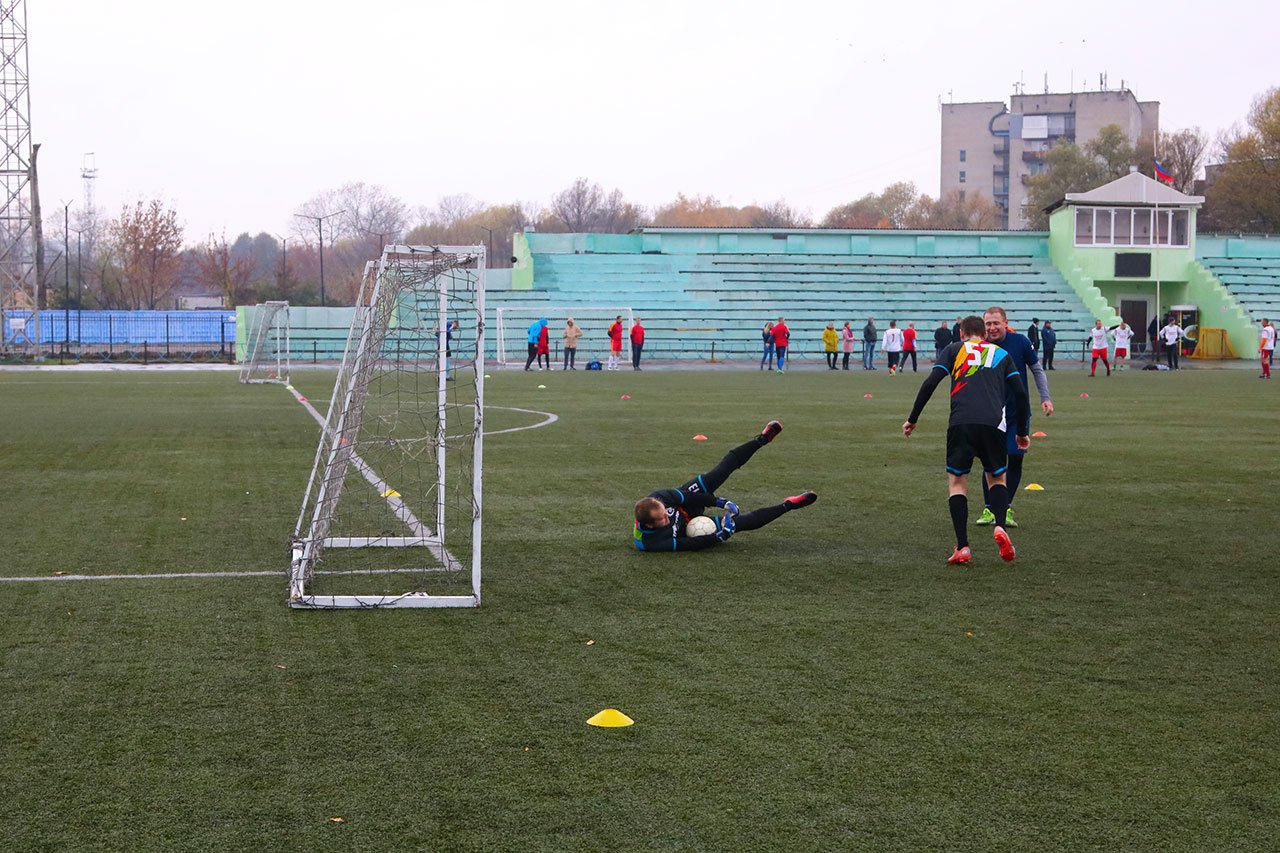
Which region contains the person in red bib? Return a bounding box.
[770,317,790,373]
[630,318,645,370]
[902,322,918,372]
[607,315,624,371]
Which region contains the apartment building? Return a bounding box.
[941,88,1159,229]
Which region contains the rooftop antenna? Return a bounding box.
[1043,72,1049,94]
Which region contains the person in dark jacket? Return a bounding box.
[934,321,952,361]
[1027,318,1041,352]
[1041,321,1057,370]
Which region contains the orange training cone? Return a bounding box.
[1079,392,1089,398]
[621,394,630,399]
[1032,431,1047,437]
[692,434,708,441]
[863,393,873,399]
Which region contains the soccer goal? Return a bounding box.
[239,301,291,384]
[494,306,632,366]
[289,245,485,609]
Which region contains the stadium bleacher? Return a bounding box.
[1196,255,1280,321]
[489,238,1099,361]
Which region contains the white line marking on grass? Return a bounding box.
[0,568,453,583]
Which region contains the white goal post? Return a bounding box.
[239,301,291,385]
[289,246,485,609]
[494,306,633,366]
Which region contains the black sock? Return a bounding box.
[988,484,1010,527]
[949,494,968,548]
[1005,456,1024,503]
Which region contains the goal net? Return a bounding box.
[289,246,485,609]
[239,301,291,384]
[494,306,632,366]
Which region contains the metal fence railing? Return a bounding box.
[1,309,238,363]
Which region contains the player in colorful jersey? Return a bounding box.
[903,315,1030,565]
[632,421,817,552]
[1088,320,1112,377]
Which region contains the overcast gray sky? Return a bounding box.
[32,0,1278,242]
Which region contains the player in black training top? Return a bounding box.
[902,315,1030,565]
[632,420,817,552]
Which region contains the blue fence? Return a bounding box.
[1,309,237,362]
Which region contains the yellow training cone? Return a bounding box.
[587,708,634,728]
[1024,483,1044,491]
[382,489,401,498]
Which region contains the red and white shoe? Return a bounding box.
[760,420,783,444]
[994,526,1016,562]
[947,546,972,565]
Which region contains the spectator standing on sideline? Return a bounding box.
[934,321,951,361]
[607,315,624,371]
[1260,318,1275,378]
[562,318,583,370]
[951,316,963,343]
[882,321,905,374]
[862,317,878,370]
[823,322,839,370]
[1088,320,1111,377]
[760,321,775,371]
[902,315,1029,565]
[524,317,547,371]
[902,322,919,372]
[1147,316,1160,360]
[1111,321,1134,371]
[1028,318,1041,353]
[841,321,855,370]
[1160,317,1185,370]
[771,317,791,373]
[536,320,551,370]
[1042,321,1057,369]
[630,318,645,370]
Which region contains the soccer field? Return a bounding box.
[2,365,1277,850]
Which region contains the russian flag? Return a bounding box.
[1154,159,1173,184]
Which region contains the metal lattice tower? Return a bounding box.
[0,0,34,347]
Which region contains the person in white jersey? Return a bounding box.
[1110,321,1134,371]
[1160,318,1185,370]
[1260,318,1275,379]
[882,320,905,374]
[1088,320,1111,377]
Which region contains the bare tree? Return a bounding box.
[101,200,184,309]
[549,178,645,232]
[1158,127,1209,194]
[192,234,256,307]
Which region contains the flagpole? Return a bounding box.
[1153,144,1162,359]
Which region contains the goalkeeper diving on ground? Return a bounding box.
[632,420,818,552]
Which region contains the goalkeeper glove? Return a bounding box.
[714,497,740,516]
[714,512,737,542]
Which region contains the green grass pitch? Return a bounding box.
[1,365,1277,850]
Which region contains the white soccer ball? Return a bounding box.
[685,515,717,537]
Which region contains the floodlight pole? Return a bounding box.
[274,233,288,294]
[69,226,83,342]
[294,210,344,307]
[62,200,73,354]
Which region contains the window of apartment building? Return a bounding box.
[1074,207,1190,248]
[959,170,966,183]
[959,149,967,162]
